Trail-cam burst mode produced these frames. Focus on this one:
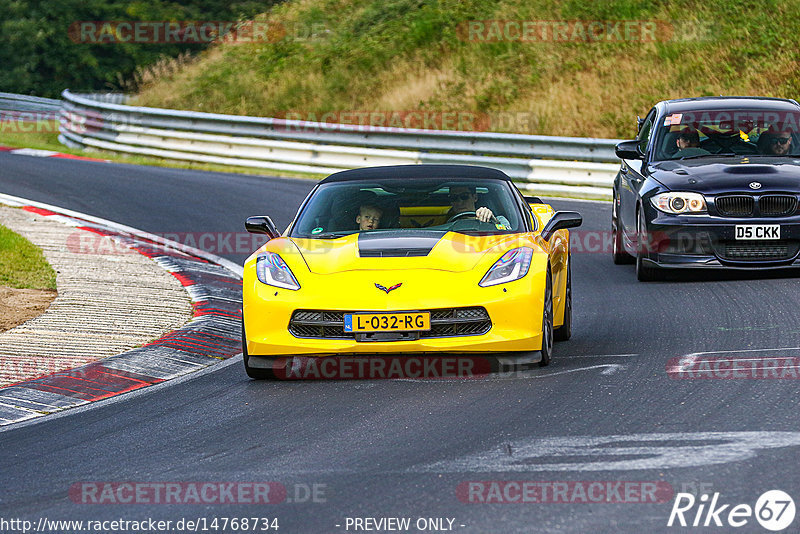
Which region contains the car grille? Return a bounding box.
[716,195,754,217]
[760,195,798,217]
[288,307,492,340]
[715,194,798,217]
[720,241,797,261]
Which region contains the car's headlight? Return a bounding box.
[479,247,533,287]
[651,192,707,214]
[256,253,300,290]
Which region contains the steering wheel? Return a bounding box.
[705,133,759,155]
[447,211,477,222]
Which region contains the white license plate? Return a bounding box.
[735,225,781,240]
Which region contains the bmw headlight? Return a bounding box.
[651,192,707,214]
[479,247,533,287]
[256,253,300,290]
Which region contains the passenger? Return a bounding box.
[758,131,793,156]
[356,203,382,231]
[674,129,710,158]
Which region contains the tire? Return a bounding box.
[612,194,634,264]
[635,208,660,282]
[539,269,554,366]
[553,258,572,342]
[242,320,278,380]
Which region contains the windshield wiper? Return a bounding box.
[311,232,351,239]
[678,153,739,160]
[742,154,799,158]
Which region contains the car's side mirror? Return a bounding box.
[245,216,281,239]
[615,139,643,160]
[541,211,582,241]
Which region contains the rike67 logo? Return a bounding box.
[668,490,795,531]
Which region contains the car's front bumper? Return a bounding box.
[243,268,547,357]
[641,211,800,269]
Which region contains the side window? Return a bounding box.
[637,108,656,154]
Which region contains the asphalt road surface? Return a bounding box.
[2,153,800,533]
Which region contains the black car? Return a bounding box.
[612,96,800,280]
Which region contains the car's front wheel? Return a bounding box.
[554,258,571,342]
[635,208,660,282]
[612,194,634,265]
[539,269,554,366]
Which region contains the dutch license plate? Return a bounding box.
[735,225,781,240]
[344,312,431,333]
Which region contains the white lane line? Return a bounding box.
[670,366,800,373]
[670,348,800,373]
[685,357,799,363]
[560,353,639,359]
[396,363,626,382]
[687,347,800,356]
[410,431,800,473]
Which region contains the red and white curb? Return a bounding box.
[0,145,107,162]
[0,193,243,426]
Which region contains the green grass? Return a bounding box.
[0,221,57,290]
[130,0,800,139]
[0,124,325,181]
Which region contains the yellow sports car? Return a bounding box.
[242,165,581,379]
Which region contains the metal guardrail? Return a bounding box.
[57,90,619,199]
[0,92,61,114]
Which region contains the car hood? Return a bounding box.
[285,232,534,275]
[649,157,800,194]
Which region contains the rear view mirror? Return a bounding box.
[541,211,582,241]
[245,216,281,239]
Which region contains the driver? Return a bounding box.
[758,131,793,156]
[674,129,710,158]
[447,186,510,228]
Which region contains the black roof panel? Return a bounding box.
[662,96,800,113]
[320,165,512,183]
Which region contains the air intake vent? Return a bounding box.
[722,242,792,260]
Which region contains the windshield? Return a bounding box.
[653,108,800,160]
[290,177,526,238]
